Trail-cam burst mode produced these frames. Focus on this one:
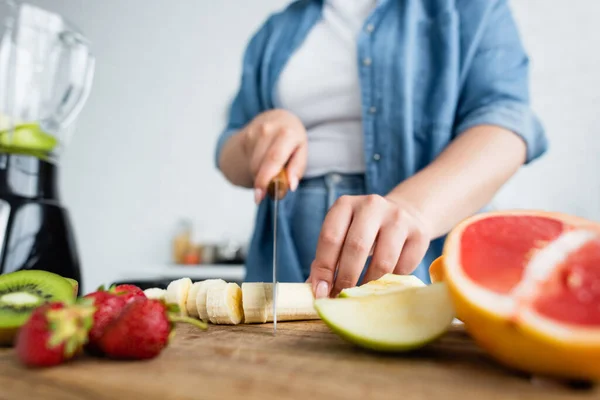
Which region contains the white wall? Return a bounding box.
[21,0,600,291]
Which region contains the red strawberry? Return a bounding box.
[83,291,128,355]
[111,284,145,303]
[15,301,95,367]
[99,298,207,360]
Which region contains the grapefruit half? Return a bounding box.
[442,210,600,380]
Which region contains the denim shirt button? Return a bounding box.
[362,57,372,66]
[369,106,377,114]
[365,24,375,33]
[373,153,381,161]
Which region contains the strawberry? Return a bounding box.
[15,301,95,367]
[111,284,145,303]
[91,283,145,303]
[83,290,128,355]
[98,298,207,360]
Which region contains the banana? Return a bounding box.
[205,282,244,325]
[242,282,319,323]
[241,282,269,323]
[143,287,166,301]
[165,277,192,316]
[185,281,204,318]
[195,279,227,321]
[339,273,426,298]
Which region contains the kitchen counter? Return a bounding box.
[0,321,597,400]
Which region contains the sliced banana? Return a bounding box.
[241,282,269,323]
[205,282,244,325]
[185,281,204,318]
[195,279,227,321]
[165,277,192,316]
[242,282,318,323]
[143,287,166,301]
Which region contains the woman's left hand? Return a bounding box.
[308,194,431,298]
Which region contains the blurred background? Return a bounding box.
[13,0,599,292]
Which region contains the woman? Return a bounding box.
[215,0,547,299]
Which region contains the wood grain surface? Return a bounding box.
[0,321,597,400]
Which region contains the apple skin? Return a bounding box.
[314,283,456,353]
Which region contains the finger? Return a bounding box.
[332,196,385,297]
[286,144,307,192]
[254,128,302,194]
[394,228,430,275]
[362,217,408,284]
[310,196,355,298]
[248,125,277,177]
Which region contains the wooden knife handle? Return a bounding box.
[267,169,289,200]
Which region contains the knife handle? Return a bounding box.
[267,169,289,200]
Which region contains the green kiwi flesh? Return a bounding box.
[0,270,76,346]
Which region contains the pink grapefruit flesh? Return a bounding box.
[531,238,600,327]
[460,215,566,294]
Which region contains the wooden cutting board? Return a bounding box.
[0,321,597,400]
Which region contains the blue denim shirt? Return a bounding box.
[215,0,547,283]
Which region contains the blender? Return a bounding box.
[0,1,95,291]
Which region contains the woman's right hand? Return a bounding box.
[241,109,308,204]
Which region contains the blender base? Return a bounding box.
[0,153,83,293]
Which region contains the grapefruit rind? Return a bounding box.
[314,283,455,352]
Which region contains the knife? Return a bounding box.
[267,169,289,334]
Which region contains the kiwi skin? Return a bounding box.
[65,278,79,297]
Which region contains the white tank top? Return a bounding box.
[274,0,376,178]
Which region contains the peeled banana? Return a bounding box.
[161,278,320,326]
[205,282,244,325]
[165,277,192,316]
[185,281,204,318]
[242,282,319,323]
[143,287,166,301]
[195,279,227,321]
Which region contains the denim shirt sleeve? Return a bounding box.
[213,17,274,170]
[453,0,547,164]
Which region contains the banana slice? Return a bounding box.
[195,279,227,321]
[143,287,166,301]
[165,277,192,316]
[186,281,204,318]
[242,282,318,323]
[205,282,244,325]
[241,282,269,323]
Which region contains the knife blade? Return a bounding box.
[267,169,289,335]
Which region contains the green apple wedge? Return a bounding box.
[314,282,455,352]
[338,273,426,298]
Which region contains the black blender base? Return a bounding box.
[0,154,83,293]
[0,202,83,293]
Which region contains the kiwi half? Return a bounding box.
[0,270,76,346]
[64,278,79,297]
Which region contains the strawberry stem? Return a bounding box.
[169,314,208,330]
